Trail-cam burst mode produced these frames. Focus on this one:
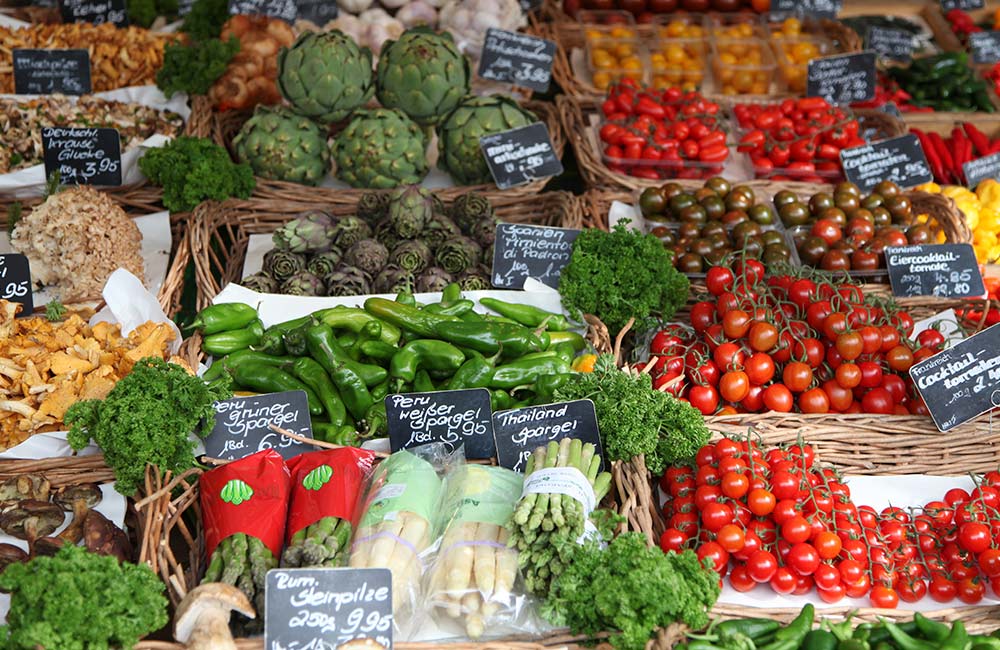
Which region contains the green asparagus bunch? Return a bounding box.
[508,437,612,596]
[282,517,352,568]
[202,533,276,635]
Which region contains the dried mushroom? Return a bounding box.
[0,543,28,571]
[84,510,130,563]
[53,483,102,511]
[30,536,64,558]
[58,498,91,545]
[0,474,50,506]
[0,500,64,541]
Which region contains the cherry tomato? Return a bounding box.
[746,549,778,583]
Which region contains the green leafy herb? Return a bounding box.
[181,0,228,40]
[0,544,168,650]
[43,170,61,199]
[45,300,66,322]
[127,0,178,27]
[541,533,720,650]
[157,37,239,98]
[6,202,21,236]
[553,355,709,474]
[139,136,255,213]
[558,222,689,335]
[66,357,231,495]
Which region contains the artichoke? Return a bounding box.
[272,211,337,253]
[262,248,307,282]
[331,215,373,250]
[436,95,537,185]
[375,27,470,127]
[344,238,390,276]
[434,235,481,274]
[482,242,494,266]
[332,108,428,189]
[278,30,374,124]
[373,217,402,252]
[416,266,454,293]
[388,186,434,238]
[450,192,495,233]
[390,239,433,274]
[458,266,492,291]
[233,105,331,186]
[374,265,416,294]
[357,191,391,225]
[324,264,372,297]
[306,249,343,278]
[281,271,326,296]
[422,213,463,251]
[241,272,278,293]
[469,217,497,248]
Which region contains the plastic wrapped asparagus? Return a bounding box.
[507,437,612,597]
[425,465,525,639]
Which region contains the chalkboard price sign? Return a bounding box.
[478,28,555,92]
[0,254,33,317]
[385,389,495,460]
[58,0,128,26]
[910,323,1000,432]
[886,244,985,299]
[42,126,122,186]
[204,390,314,461]
[296,0,337,24]
[228,0,296,21]
[13,49,91,95]
[480,122,563,190]
[941,0,985,10]
[839,133,932,193]
[770,0,841,16]
[964,151,1000,189]
[970,31,1000,64]
[492,400,604,473]
[866,26,915,62]
[266,568,393,650]
[806,52,877,104]
[491,222,580,289]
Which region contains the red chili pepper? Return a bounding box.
[929,131,955,184]
[963,122,992,157]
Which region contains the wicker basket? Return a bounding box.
[557,95,907,194]
[187,190,583,312]
[207,100,565,202]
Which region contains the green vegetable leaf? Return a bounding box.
[181,0,228,40]
[138,136,255,213]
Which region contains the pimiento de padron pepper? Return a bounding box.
[193,285,585,443]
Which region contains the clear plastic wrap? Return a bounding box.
[424,464,531,639]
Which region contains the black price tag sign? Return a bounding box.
[385,389,495,460]
[770,0,841,17]
[58,0,128,26]
[0,254,33,316]
[886,244,986,299]
[477,28,556,92]
[228,0,296,21]
[866,26,915,62]
[295,0,337,24]
[970,31,1000,64]
[204,390,314,461]
[910,323,1000,432]
[13,49,91,95]
[840,133,932,193]
[42,126,122,186]
[941,0,984,10]
[266,568,392,650]
[807,51,876,105]
[491,222,580,290]
[480,122,563,191]
[492,400,604,473]
[964,151,1000,188]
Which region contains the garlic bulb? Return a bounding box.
[359,8,405,53]
[395,1,437,27]
[328,14,365,44]
[379,0,409,8]
[336,0,374,13]
[439,0,526,58]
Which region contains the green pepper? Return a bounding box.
[424,299,475,317]
[941,621,969,650]
[229,360,323,416]
[364,297,459,338]
[431,321,544,357]
[253,316,311,355]
[389,339,466,383]
[203,349,291,382]
[319,306,402,345]
[371,379,390,402]
[313,422,358,446]
[490,389,513,411]
[489,357,572,390]
[534,373,574,402]
[202,319,265,356]
[478,297,572,331]
[551,342,576,364]
[188,303,259,335]
[413,369,436,393]
[715,619,781,640]
[458,310,485,322]
[913,614,949,643]
[441,283,462,304]
[868,621,917,645]
[758,604,813,650]
[300,323,387,386]
[305,325,375,420]
[872,643,894,650]
[447,354,494,390]
[287,357,346,427]
[884,623,938,650]
[835,640,867,650]
[395,291,417,307]
[282,318,316,357]
[362,401,387,437]
[547,330,586,352]
[359,320,383,343]
[359,340,398,362]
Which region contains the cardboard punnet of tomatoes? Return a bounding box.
[564,0,772,19]
[658,433,1000,609]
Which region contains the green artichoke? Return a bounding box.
[375,265,416,294]
[416,266,454,293]
[331,215,373,250]
[373,217,402,251]
[278,30,374,124]
[376,27,470,127]
[262,249,307,282]
[469,217,497,247]
[388,186,434,238]
[281,271,326,296]
[357,191,391,225]
[344,238,390,276]
[450,192,495,233]
[272,211,337,253]
[324,264,372,297]
[242,272,278,293]
[422,213,463,251]
[435,235,481,275]
[390,240,433,274]
[458,266,492,291]
[233,105,331,186]
[332,108,429,188]
[306,249,343,278]
[436,95,537,186]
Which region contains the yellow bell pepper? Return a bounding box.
[914,182,941,194]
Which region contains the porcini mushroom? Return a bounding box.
[174,583,256,650]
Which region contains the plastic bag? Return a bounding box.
[349,442,460,632]
[425,464,531,639]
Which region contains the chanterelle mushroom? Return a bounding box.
[174,582,255,650]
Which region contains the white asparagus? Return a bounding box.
[463,592,484,638]
[385,512,430,611]
[473,522,497,599]
[445,522,476,617]
[490,527,517,619]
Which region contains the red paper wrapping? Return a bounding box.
[201,449,291,559]
[285,447,377,542]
